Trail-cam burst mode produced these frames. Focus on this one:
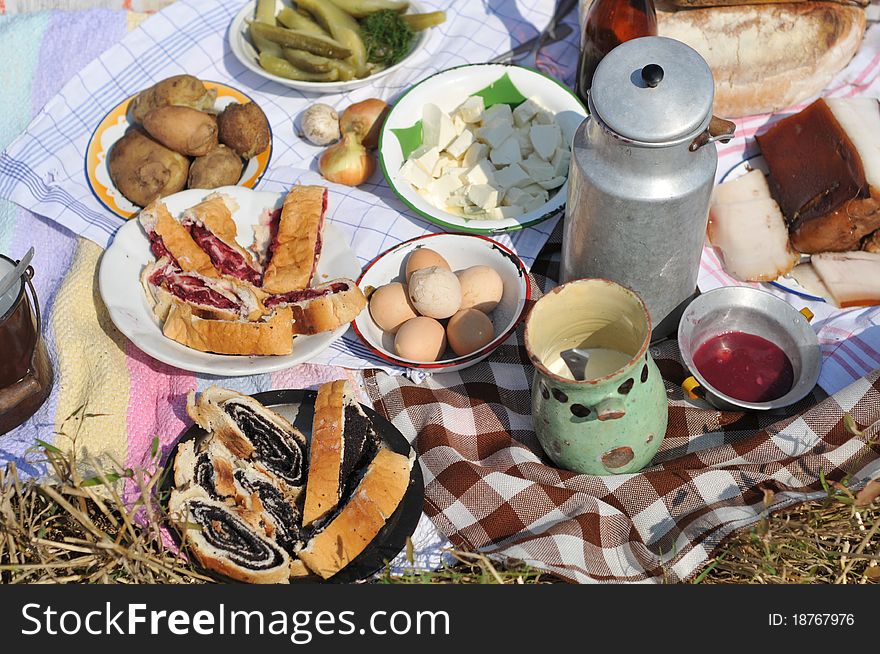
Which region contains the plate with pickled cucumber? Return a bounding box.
[229,0,446,93]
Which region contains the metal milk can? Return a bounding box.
[562,36,735,339]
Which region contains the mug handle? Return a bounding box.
[682,376,705,400]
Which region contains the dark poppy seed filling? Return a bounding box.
[193,453,221,499]
[223,402,306,487]
[339,405,380,493]
[234,469,301,555]
[187,500,285,571]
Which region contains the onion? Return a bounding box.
[318,132,376,186]
[339,98,388,149]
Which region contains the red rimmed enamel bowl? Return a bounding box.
[352,233,531,373]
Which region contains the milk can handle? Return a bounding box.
[689,116,736,152]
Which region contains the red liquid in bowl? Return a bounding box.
[693,332,794,403]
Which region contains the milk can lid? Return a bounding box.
[589,36,715,146]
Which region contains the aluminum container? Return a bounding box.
[677,287,821,411]
[562,36,735,338]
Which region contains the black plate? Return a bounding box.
[160,389,424,584]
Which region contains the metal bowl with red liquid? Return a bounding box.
[677,287,821,411]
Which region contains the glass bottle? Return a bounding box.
[575,0,658,104]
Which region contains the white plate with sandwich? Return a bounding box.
[99,185,365,376]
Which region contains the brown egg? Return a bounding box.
[394,316,447,362]
[456,265,504,313]
[446,308,495,356]
[405,248,451,283]
[369,282,419,334]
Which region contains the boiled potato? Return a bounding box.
[108,128,189,207]
[188,145,243,189]
[218,102,271,159]
[142,106,218,157]
[129,75,216,124]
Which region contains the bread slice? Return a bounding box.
[163,301,293,355]
[183,192,239,243]
[264,278,366,336]
[169,486,292,584]
[138,199,218,277]
[302,380,382,527]
[182,202,263,287]
[261,185,327,294]
[141,256,261,323]
[657,3,866,118]
[297,448,412,579]
[186,387,309,498]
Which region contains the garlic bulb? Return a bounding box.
[300,103,340,146]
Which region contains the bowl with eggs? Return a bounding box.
[352,233,531,372]
[379,64,587,234]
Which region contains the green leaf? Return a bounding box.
[392,120,423,160]
[471,72,528,109]
[34,439,63,455]
[81,468,134,487]
[151,436,160,460]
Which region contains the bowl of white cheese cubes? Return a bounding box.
[378,64,587,233]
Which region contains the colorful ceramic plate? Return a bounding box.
[228,0,432,94]
[98,186,360,376]
[160,389,424,584]
[718,155,828,303]
[85,81,272,220]
[379,64,587,234]
[352,233,531,372]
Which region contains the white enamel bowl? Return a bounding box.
[98,186,360,376]
[379,63,587,233]
[352,233,531,373]
[228,0,432,94]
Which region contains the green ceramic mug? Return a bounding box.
[524,279,668,475]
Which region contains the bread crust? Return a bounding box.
[657,3,866,118]
[140,200,218,277]
[269,280,366,335]
[163,301,293,355]
[297,448,411,579]
[262,186,326,294]
[302,380,347,527]
[184,192,239,243]
[140,260,243,323]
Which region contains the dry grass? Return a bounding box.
[1,437,877,584]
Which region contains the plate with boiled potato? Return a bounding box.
[352,233,531,372]
[86,76,272,220]
[379,64,587,234]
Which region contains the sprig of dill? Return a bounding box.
[361,10,414,67]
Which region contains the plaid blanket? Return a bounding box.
[365,226,880,583]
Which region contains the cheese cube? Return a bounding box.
[467,184,499,210]
[513,99,541,127]
[530,124,562,160]
[522,154,556,182]
[428,172,464,204]
[446,187,470,207]
[399,159,433,190]
[482,103,513,127]
[551,147,571,177]
[423,103,458,151]
[522,193,547,212]
[454,96,484,123]
[516,128,533,157]
[431,153,456,177]
[453,114,466,136]
[503,186,529,206]
[462,142,488,169]
[411,146,441,175]
[520,183,547,197]
[494,163,529,189]
[487,205,523,220]
[533,109,556,125]
[489,136,522,166]
[465,159,496,185]
[477,121,515,148]
[446,129,474,159]
[538,176,566,190]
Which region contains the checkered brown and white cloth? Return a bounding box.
[364,227,880,583]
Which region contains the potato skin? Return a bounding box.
[188,145,244,189]
[142,106,218,157]
[108,128,189,207]
[129,75,216,124]
[217,102,271,159]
